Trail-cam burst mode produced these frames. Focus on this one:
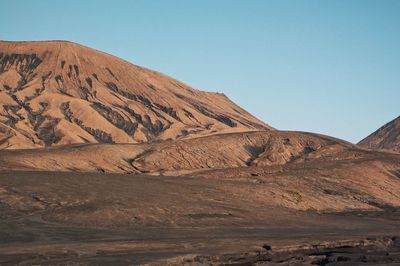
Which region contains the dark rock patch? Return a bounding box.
[73,65,79,77]
[2,104,24,127]
[173,93,237,128]
[91,102,137,136]
[215,115,237,127]
[60,102,73,122]
[58,88,73,97]
[3,85,12,91]
[79,86,96,101]
[67,65,73,78]
[0,53,43,93]
[143,115,165,137]
[120,105,168,138]
[28,112,46,131]
[37,118,61,146]
[85,77,93,88]
[105,82,181,123]
[55,74,63,83]
[60,101,114,143]
[183,109,195,119]
[0,53,42,77]
[105,67,118,80]
[153,103,181,122]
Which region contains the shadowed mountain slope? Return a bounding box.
[359,116,400,153]
[0,41,270,149]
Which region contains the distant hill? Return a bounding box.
[358,116,400,153]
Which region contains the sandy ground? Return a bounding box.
[0,171,400,265]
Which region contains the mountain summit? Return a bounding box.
[358,116,400,153]
[0,41,271,149]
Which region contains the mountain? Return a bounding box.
[358,116,400,153]
[0,40,270,149]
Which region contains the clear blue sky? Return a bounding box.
[1,0,399,143]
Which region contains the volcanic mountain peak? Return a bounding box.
[358,116,400,153]
[0,40,271,149]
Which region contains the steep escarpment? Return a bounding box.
[0,41,271,149]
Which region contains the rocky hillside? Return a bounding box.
[0,130,355,174]
[0,41,270,149]
[1,130,400,213]
[359,116,400,153]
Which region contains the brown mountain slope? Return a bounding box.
[358,116,400,153]
[0,40,270,149]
